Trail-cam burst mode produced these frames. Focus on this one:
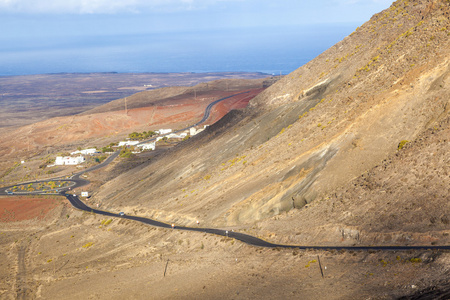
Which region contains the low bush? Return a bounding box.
[398,140,409,150]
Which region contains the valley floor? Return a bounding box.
[1,204,449,300]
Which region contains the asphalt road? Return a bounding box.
[71,150,120,181]
[63,193,450,251]
[192,91,250,127]
[3,90,450,252]
[137,91,250,146]
[0,91,246,195]
[0,151,120,196]
[0,179,84,196]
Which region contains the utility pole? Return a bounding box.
[164,259,169,277]
[124,97,128,115]
[317,255,324,279]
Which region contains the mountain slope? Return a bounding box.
[2,1,450,299]
[260,114,450,246]
[95,0,449,234]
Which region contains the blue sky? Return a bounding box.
[0,0,394,75]
[0,0,394,33]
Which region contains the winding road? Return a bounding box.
[137,91,251,146]
[0,92,245,196]
[63,193,450,251]
[2,91,450,252]
[0,151,120,196]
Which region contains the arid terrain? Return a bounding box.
[0,72,269,128]
[0,77,269,187]
[1,0,450,299]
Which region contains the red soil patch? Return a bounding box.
[0,87,265,160]
[0,196,60,222]
[127,88,264,127]
[207,88,264,123]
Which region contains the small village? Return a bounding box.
[48,126,208,167]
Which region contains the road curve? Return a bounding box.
[64,193,450,251]
[71,150,120,181]
[1,92,247,196]
[137,91,251,146]
[193,91,251,127]
[3,90,450,252]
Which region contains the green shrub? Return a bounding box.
[119,148,134,158]
[128,131,156,140]
[305,259,317,268]
[398,140,409,150]
[102,147,114,153]
[82,242,94,248]
[95,156,107,163]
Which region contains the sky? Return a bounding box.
[0,0,394,75]
[0,0,394,33]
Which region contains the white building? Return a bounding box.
[156,129,172,135]
[71,148,97,156]
[190,125,208,136]
[166,132,188,139]
[55,156,85,166]
[137,141,156,151]
[118,141,140,147]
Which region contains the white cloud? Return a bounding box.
[0,0,133,13]
[0,0,242,14]
[341,0,393,5]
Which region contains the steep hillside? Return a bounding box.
[2,1,450,299]
[260,114,450,246]
[94,0,449,236]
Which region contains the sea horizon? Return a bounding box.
[0,24,358,77]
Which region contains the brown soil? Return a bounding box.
[0,89,263,152]
[0,207,447,300]
[1,1,450,299]
[0,72,268,128]
[0,196,60,222]
[0,86,265,186]
[207,89,263,123]
[94,0,450,231]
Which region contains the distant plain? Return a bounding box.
[0,72,268,128]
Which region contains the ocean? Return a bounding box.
[0,24,357,76]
